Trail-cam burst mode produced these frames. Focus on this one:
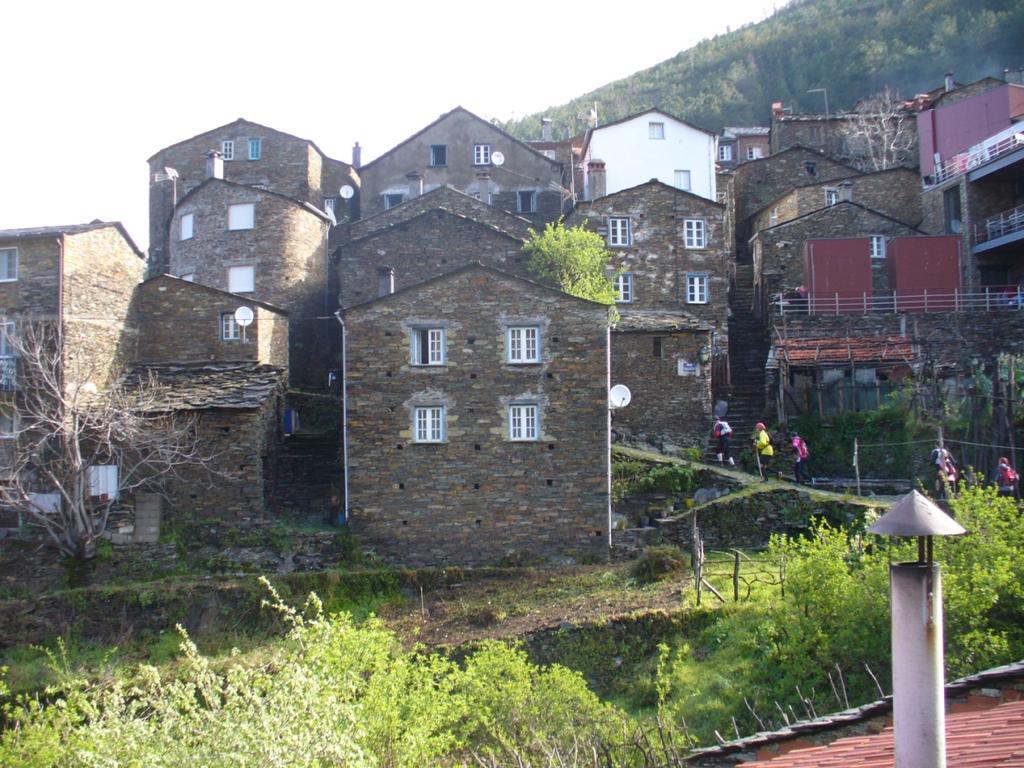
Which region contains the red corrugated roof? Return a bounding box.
[777,336,915,365]
[745,699,1024,767]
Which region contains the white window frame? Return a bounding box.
[411,327,445,366]
[0,247,18,282]
[508,403,539,441]
[413,406,445,443]
[221,312,240,341]
[674,170,691,191]
[769,208,778,226]
[870,235,887,259]
[473,144,491,165]
[608,217,631,247]
[718,144,733,161]
[228,203,255,230]
[0,321,15,392]
[507,326,540,364]
[430,144,447,166]
[517,190,537,213]
[384,193,404,210]
[323,197,336,215]
[180,213,194,241]
[227,265,255,294]
[686,273,709,304]
[684,219,706,249]
[614,273,633,303]
[221,140,235,161]
[747,146,763,160]
[825,188,839,206]
[248,138,262,160]
[648,122,665,139]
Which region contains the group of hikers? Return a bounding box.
[711,416,1020,497]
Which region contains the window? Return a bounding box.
[247,138,262,160]
[674,170,691,191]
[0,407,14,478]
[769,208,778,226]
[473,144,491,165]
[804,161,817,177]
[718,144,733,161]
[870,235,887,259]
[228,203,255,230]
[825,188,839,206]
[944,187,962,234]
[807,125,823,146]
[180,213,194,241]
[221,312,240,340]
[384,193,404,210]
[0,321,16,392]
[517,190,536,213]
[509,404,539,441]
[684,219,706,249]
[411,328,445,366]
[430,145,447,166]
[377,266,394,297]
[686,274,709,304]
[614,273,633,303]
[413,406,444,443]
[323,198,336,215]
[747,146,763,160]
[221,140,235,161]
[0,248,17,282]
[648,122,665,139]
[608,217,631,247]
[228,265,255,293]
[652,337,665,358]
[507,326,539,363]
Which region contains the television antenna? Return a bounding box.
[491,151,505,167]
[609,384,632,409]
[339,184,355,199]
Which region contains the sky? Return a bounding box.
[0,0,782,251]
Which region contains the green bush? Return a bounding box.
[632,545,689,584]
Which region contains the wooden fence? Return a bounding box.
[691,517,785,605]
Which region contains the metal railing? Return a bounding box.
[928,124,1024,187]
[0,358,15,391]
[775,285,1024,316]
[976,203,1024,245]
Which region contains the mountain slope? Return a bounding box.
[503,0,1024,139]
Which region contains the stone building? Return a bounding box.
[336,186,533,308]
[580,108,718,202]
[357,106,567,223]
[342,263,611,566]
[167,178,334,388]
[148,118,358,273]
[717,126,771,167]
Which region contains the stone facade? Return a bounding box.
[751,167,923,233]
[343,264,610,566]
[357,106,566,223]
[337,208,530,308]
[148,118,357,273]
[167,179,333,387]
[135,276,289,368]
[751,202,923,316]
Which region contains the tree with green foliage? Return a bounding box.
[523,221,619,314]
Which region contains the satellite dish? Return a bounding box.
[339,185,355,199]
[609,384,632,409]
[234,306,254,327]
[491,151,505,166]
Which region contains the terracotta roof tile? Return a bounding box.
[775,336,915,366]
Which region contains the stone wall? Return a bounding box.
[570,181,730,333]
[135,276,289,368]
[338,209,529,307]
[168,180,332,387]
[611,329,713,452]
[344,265,610,566]
[0,237,60,318]
[358,107,565,223]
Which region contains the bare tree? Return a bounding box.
[838,87,918,172]
[1,321,217,559]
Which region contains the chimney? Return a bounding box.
[944,72,954,92]
[541,118,552,142]
[771,101,785,117]
[838,180,854,202]
[352,142,362,169]
[476,171,490,203]
[406,170,423,198]
[587,159,606,200]
[205,150,223,180]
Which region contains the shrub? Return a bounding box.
[632,545,689,584]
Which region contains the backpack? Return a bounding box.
[999,465,1019,485]
[719,421,732,436]
[795,438,809,460]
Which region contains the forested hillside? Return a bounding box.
[503,0,1024,139]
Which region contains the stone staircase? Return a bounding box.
[271,431,341,523]
[715,262,772,459]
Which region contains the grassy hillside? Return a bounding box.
[503,0,1024,139]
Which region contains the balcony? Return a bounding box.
[927,124,1024,188]
[975,204,1024,253]
[774,286,1024,316]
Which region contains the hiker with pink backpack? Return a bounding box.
[790,432,810,484]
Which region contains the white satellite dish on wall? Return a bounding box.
[234,306,254,327]
[339,184,355,199]
[491,151,505,166]
[609,384,632,409]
